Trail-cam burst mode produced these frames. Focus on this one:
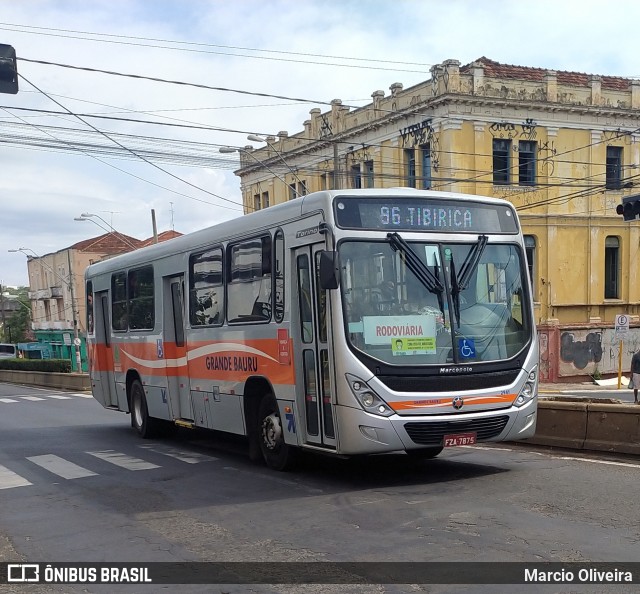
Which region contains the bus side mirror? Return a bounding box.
[318,250,340,290]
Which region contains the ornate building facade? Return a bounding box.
[230,57,640,380]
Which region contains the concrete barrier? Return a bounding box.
[524,397,640,456]
[584,402,640,455]
[525,400,588,450]
[0,370,90,391]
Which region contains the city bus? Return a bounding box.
[85,189,538,470]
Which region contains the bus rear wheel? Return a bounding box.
[130,379,158,439]
[258,394,296,471]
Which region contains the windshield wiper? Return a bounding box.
[454,235,488,293]
[387,232,444,294]
[451,234,488,326]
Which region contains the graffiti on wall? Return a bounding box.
[399,119,440,171]
[558,328,640,377]
[560,331,603,370]
[538,331,551,380]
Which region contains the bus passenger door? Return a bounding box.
[92,291,119,408]
[294,245,337,450]
[163,275,191,421]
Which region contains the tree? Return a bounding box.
[5,287,32,343]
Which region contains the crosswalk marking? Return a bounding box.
[0,392,93,403]
[88,450,160,471]
[138,444,217,464]
[0,464,32,489]
[26,454,97,479]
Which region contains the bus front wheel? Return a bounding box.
[130,379,158,439]
[258,394,296,471]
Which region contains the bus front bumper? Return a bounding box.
[335,397,537,455]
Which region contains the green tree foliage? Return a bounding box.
[3,287,32,343]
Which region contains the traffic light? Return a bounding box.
[616,194,640,221]
[0,44,18,94]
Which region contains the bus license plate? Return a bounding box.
[443,432,477,447]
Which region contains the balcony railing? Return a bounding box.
[27,286,64,300]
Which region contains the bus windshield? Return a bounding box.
[340,237,530,365]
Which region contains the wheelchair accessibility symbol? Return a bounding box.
[458,339,475,359]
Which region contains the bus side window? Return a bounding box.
[274,230,285,323]
[190,247,224,326]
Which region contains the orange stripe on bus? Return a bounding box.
[392,393,517,410]
[88,338,296,385]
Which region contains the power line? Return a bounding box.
[17,73,249,212]
[18,57,358,109]
[1,22,434,73]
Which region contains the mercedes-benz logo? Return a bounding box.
[452,396,464,410]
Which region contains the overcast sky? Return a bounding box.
[1,0,639,287]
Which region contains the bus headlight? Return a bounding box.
[514,366,538,407]
[346,374,394,417]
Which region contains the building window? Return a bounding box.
[321,172,334,190]
[405,148,416,188]
[297,180,307,196]
[289,184,297,200]
[524,235,536,292]
[262,191,269,208]
[604,236,620,299]
[606,146,623,190]
[519,141,536,186]
[420,144,431,189]
[253,194,261,211]
[351,164,362,189]
[493,139,512,185]
[365,160,374,188]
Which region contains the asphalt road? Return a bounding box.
[1,382,639,594]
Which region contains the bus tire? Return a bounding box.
[406,446,444,460]
[130,379,158,439]
[258,394,296,471]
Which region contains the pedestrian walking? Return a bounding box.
[630,349,640,404]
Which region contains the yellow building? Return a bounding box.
[231,57,640,380]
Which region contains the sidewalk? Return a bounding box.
[539,376,632,394]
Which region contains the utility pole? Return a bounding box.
[334,142,341,189]
[0,282,6,341]
[66,250,83,373]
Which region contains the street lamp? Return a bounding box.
[219,146,299,204]
[8,247,83,373]
[74,214,139,251]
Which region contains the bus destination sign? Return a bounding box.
[335,197,518,234]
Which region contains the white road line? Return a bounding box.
[466,445,640,469]
[0,398,18,403]
[27,454,97,479]
[87,450,160,471]
[71,393,94,399]
[138,444,217,464]
[45,395,72,400]
[0,464,32,489]
[20,396,46,402]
